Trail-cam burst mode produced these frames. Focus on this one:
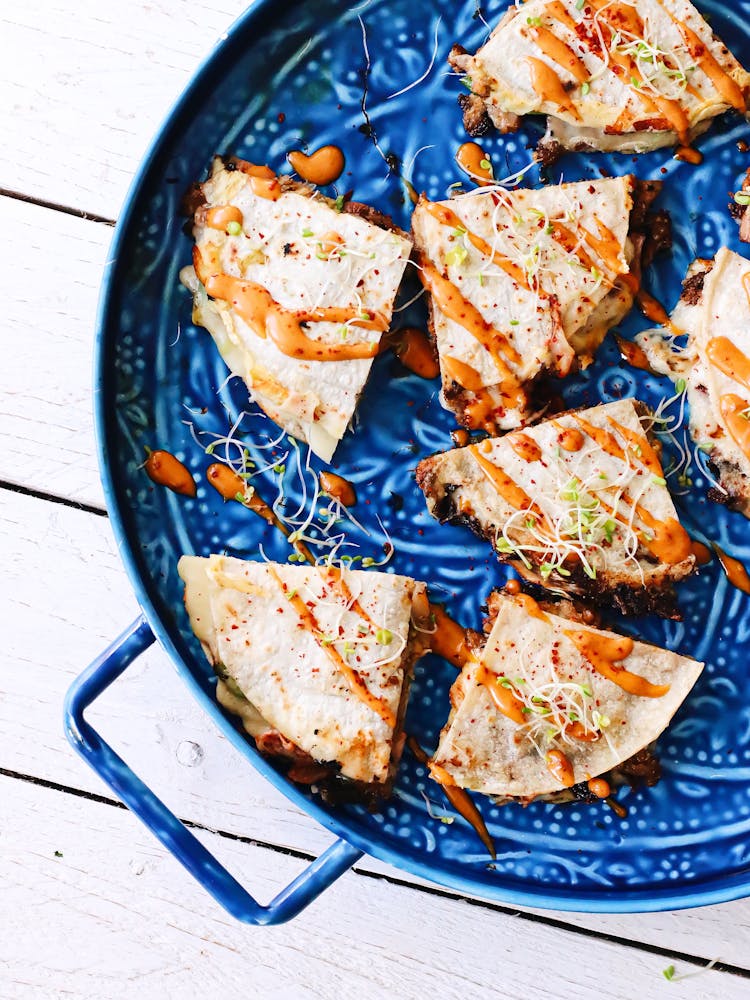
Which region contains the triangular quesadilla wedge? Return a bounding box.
[411,176,663,432]
[638,247,750,518]
[416,398,696,617]
[178,554,431,801]
[430,590,704,803]
[450,0,750,158]
[181,157,413,463]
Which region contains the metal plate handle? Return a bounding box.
[63,616,362,924]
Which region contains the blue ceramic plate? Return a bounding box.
[97,0,750,911]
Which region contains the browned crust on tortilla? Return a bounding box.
[415,403,689,619]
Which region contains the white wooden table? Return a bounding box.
[2,3,750,996]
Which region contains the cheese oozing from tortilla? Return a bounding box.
[637,246,750,518]
[411,177,641,431]
[451,0,750,153]
[178,554,429,785]
[183,158,412,462]
[416,398,695,614]
[430,591,703,799]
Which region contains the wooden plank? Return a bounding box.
[0,195,108,506]
[0,1,248,220]
[3,775,746,1000]
[3,484,750,966]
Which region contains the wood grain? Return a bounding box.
[0,1,247,220]
[3,485,750,971]
[0,196,108,506]
[3,775,747,1000]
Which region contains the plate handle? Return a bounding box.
[63,616,363,924]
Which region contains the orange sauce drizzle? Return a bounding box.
[452,429,471,448]
[206,463,315,564]
[690,540,712,566]
[476,664,528,724]
[606,418,664,477]
[636,289,682,336]
[408,738,495,858]
[418,261,526,405]
[713,544,750,595]
[442,355,527,418]
[268,567,395,727]
[677,23,746,112]
[614,334,653,372]
[587,777,611,799]
[564,629,670,698]
[572,414,625,462]
[548,221,598,274]
[510,591,550,624]
[470,446,540,515]
[287,145,345,186]
[587,1,690,143]
[675,146,703,165]
[314,231,345,260]
[203,273,383,362]
[545,0,579,34]
[144,450,196,497]
[423,200,531,291]
[509,433,542,463]
[428,605,475,669]
[553,421,584,452]
[319,471,357,507]
[720,393,750,462]
[527,56,581,120]
[455,142,494,185]
[632,505,692,565]
[530,26,589,83]
[546,749,575,788]
[205,205,244,231]
[707,337,750,394]
[386,327,440,379]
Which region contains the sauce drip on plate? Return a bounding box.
[713,544,750,595]
[145,450,196,497]
[614,334,653,372]
[206,462,314,564]
[384,327,440,379]
[287,145,345,186]
[455,142,494,184]
[408,737,496,859]
[319,471,357,507]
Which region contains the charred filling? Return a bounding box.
[416,403,684,619]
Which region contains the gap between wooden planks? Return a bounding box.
[0,1,250,221]
[4,774,750,1000]
[2,485,750,974]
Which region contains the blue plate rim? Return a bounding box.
[93,0,750,913]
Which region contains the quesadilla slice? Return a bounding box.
[181,156,412,462]
[416,398,696,617]
[638,247,750,518]
[411,176,662,432]
[450,0,750,158]
[430,590,704,803]
[178,554,431,801]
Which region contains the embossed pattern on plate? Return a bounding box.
[100,0,750,909]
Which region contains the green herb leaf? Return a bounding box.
[663,965,676,981]
[581,81,590,95]
[376,628,393,646]
[302,227,314,237]
[226,220,243,236]
[334,194,345,212]
[734,192,750,206]
[675,377,687,393]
